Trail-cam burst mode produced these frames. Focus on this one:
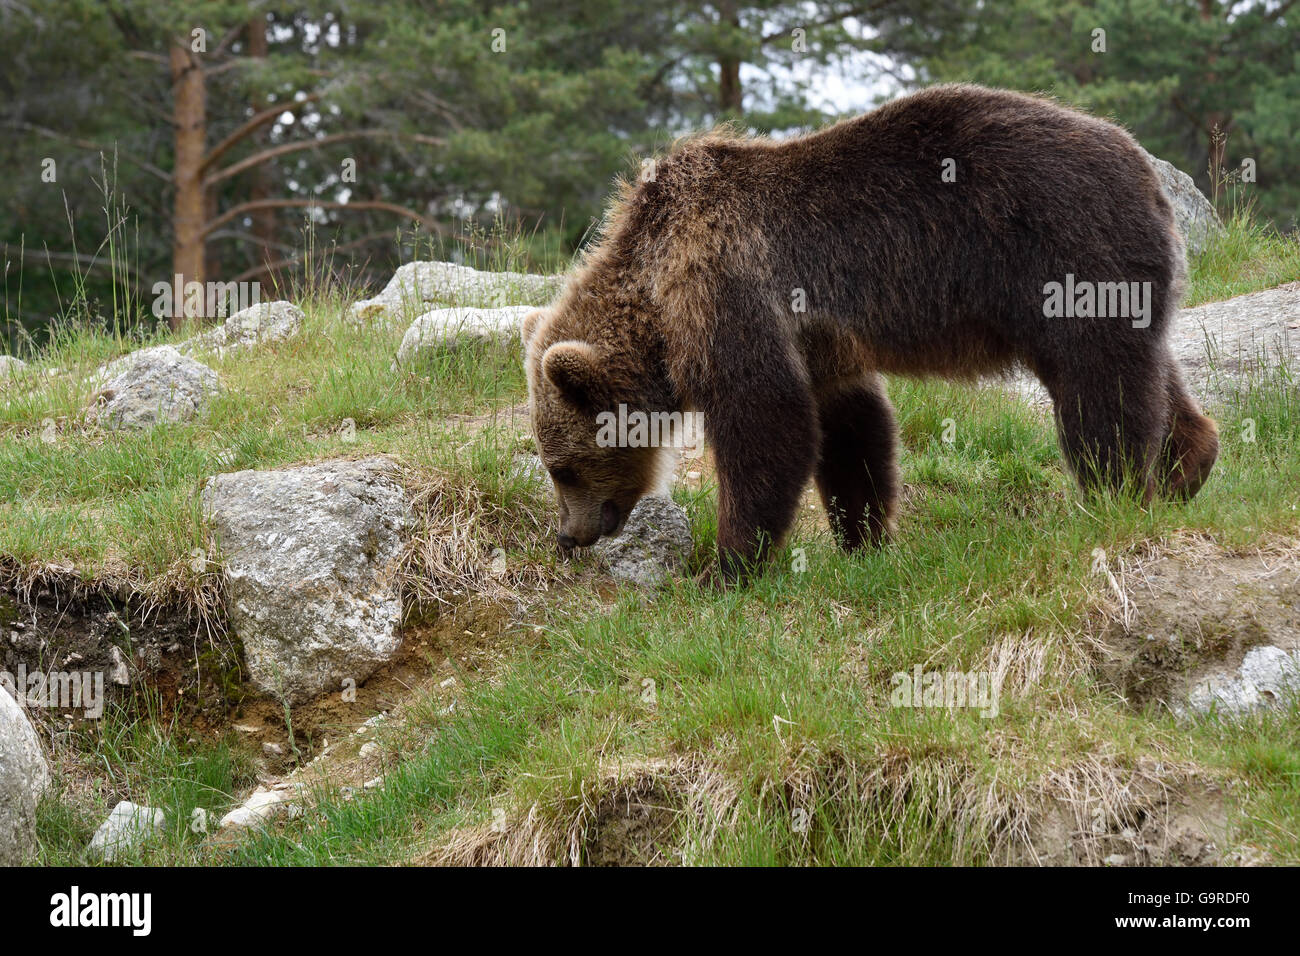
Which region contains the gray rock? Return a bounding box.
[87,800,165,861]
[394,305,534,368]
[0,355,27,380]
[351,261,562,326]
[1175,281,1300,399]
[509,453,548,489]
[177,300,303,357]
[1184,645,1300,717]
[594,495,692,588]
[219,785,300,829]
[1141,148,1225,258]
[995,281,1300,407]
[0,687,51,865]
[201,456,413,704]
[87,345,221,430]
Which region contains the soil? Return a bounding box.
[1096,541,1300,711]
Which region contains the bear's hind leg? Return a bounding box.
[1158,365,1219,500]
[814,372,900,550]
[1045,360,1168,501]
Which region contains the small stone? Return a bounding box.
[87,345,221,430]
[394,305,535,368]
[262,742,284,756]
[219,787,292,829]
[359,741,380,761]
[594,495,692,588]
[107,646,130,686]
[87,801,165,861]
[0,355,27,380]
[177,301,304,357]
[351,260,561,327]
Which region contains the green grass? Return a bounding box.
[1186,206,1300,306]
[10,209,1300,866]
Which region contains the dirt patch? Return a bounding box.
[198,595,526,790]
[1,580,235,731]
[1095,538,1300,711]
[3,568,524,783]
[422,757,737,867]
[1020,767,1248,866]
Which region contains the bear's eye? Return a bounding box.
[550,465,579,486]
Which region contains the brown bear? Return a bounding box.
[524,84,1219,583]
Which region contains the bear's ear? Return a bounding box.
[542,341,605,407]
[521,308,550,357]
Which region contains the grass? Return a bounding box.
[7,210,1300,866]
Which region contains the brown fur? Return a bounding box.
[525,84,1219,582]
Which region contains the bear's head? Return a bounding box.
[523,307,672,551]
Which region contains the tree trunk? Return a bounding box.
[717,0,742,114]
[170,40,207,328]
[247,14,275,287]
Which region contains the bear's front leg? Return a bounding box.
[699,341,820,584]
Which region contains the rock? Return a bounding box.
[995,281,1300,407]
[359,741,380,761]
[87,345,221,430]
[0,355,27,380]
[0,687,51,865]
[594,495,692,588]
[394,305,535,368]
[1174,281,1300,400]
[1140,149,1224,258]
[1184,645,1300,717]
[108,646,130,686]
[219,787,295,829]
[201,456,413,704]
[177,300,303,357]
[509,453,548,489]
[350,261,562,326]
[87,801,165,862]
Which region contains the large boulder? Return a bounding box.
[1140,148,1225,258]
[87,345,221,430]
[202,456,413,704]
[178,300,303,358]
[594,496,693,588]
[351,261,562,326]
[1173,281,1300,399]
[0,687,51,865]
[394,305,535,368]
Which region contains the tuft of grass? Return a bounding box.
[1186,205,1300,307]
